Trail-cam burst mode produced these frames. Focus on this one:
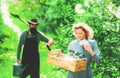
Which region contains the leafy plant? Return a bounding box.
[6,0,120,77]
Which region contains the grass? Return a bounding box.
[0,42,67,78]
[0,10,67,77]
[0,25,67,78]
[39,42,67,78]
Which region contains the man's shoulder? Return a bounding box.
[20,30,28,37]
[37,31,44,35]
[36,31,47,37]
[22,30,28,34]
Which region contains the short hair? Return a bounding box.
[72,23,94,39]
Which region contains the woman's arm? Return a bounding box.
[92,40,101,64]
[83,40,101,64]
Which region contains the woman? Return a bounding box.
[67,23,101,78]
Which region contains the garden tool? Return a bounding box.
[47,45,51,51]
[13,61,25,77]
[10,12,28,25]
[10,12,52,51]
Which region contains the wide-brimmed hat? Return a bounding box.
[28,18,39,25]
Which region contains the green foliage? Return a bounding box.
[36,0,120,77]
[53,0,120,78]
[0,13,18,78]
[40,48,67,78]
[4,0,120,78]
[0,14,18,54]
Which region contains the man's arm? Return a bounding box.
[37,31,54,46]
[17,31,27,63]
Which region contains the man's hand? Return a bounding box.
[17,60,21,64]
[46,39,54,46]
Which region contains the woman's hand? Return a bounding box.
[83,44,94,56]
[46,39,54,46]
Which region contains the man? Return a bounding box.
[17,18,54,78]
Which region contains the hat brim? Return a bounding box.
[28,22,39,25]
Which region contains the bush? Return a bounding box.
[0,14,18,54]
[8,0,120,77]
[54,0,120,78]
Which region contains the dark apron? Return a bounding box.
[21,34,39,78]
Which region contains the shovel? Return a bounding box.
[10,12,51,51]
[10,12,28,25]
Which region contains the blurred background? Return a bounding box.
[0,0,120,78]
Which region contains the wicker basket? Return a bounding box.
[47,49,87,72]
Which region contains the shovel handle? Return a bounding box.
[46,45,51,51]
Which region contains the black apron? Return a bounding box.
[21,34,39,78]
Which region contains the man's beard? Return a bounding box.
[30,28,37,34]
